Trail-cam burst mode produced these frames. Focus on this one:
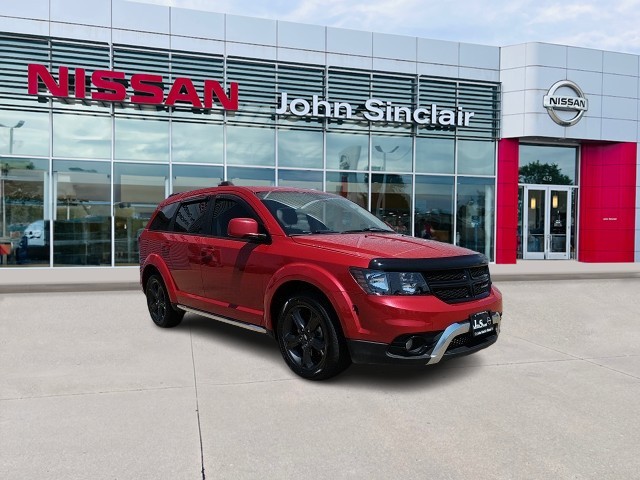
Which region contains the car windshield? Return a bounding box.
[257,191,395,235]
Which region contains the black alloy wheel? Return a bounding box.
[146,274,184,328]
[277,293,350,380]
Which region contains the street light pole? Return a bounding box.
[0,120,25,155]
[374,145,399,171]
[373,145,399,220]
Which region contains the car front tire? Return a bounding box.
[146,274,184,328]
[276,292,350,380]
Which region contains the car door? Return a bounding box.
[162,196,212,301]
[200,194,273,326]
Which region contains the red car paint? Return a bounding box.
[139,186,502,379]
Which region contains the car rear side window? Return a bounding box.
[173,198,211,234]
[148,203,179,232]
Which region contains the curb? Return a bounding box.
[1,283,140,294]
[3,271,640,293]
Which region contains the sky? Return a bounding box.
[136,0,640,55]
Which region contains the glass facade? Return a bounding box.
[517,144,579,259]
[0,33,500,267]
[519,144,578,186]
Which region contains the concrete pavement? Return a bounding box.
[1,278,640,479]
[1,260,640,293]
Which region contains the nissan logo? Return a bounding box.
[543,80,588,126]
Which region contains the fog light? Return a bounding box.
[405,336,427,354]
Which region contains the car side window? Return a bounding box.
[212,196,262,238]
[173,198,211,235]
[148,202,179,232]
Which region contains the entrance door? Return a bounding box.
[523,186,572,260]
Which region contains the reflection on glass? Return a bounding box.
[0,158,49,267]
[278,170,322,190]
[53,160,111,266]
[226,126,275,166]
[371,174,412,233]
[550,189,568,253]
[457,140,495,175]
[416,137,454,174]
[415,175,454,243]
[457,177,494,260]
[114,163,168,265]
[172,122,223,163]
[172,165,223,193]
[115,117,169,162]
[371,136,412,172]
[517,186,524,259]
[278,129,323,169]
[325,171,368,209]
[0,111,50,157]
[526,189,545,254]
[519,144,577,185]
[227,167,275,186]
[53,113,111,159]
[326,132,369,170]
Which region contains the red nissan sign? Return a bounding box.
[27,63,239,110]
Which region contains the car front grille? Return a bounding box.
[423,265,491,304]
[445,326,497,353]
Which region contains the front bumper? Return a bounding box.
[347,312,502,366]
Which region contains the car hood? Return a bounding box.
[290,233,478,260]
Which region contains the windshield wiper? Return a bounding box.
[341,227,395,234]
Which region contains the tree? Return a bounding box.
[519,161,572,185]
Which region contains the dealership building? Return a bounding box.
[0,0,639,278]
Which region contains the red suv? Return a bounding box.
[139,186,502,380]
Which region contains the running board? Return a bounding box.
[176,304,268,334]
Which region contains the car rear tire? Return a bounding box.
[276,292,350,380]
[146,274,184,328]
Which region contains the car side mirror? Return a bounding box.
[228,218,268,242]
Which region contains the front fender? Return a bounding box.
[263,263,361,338]
[142,254,179,305]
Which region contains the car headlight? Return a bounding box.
[350,268,430,295]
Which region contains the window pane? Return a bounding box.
[457,176,495,260]
[371,136,412,172]
[278,170,322,190]
[415,137,454,174]
[149,203,178,232]
[415,175,454,243]
[172,165,223,193]
[371,174,412,233]
[226,126,274,166]
[53,160,111,266]
[212,197,260,237]
[0,158,49,267]
[115,117,169,162]
[0,110,50,157]
[278,129,323,169]
[172,122,223,164]
[53,113,112,159]
[519,144,577,185]
[457,140,495,175]
[114,163,168,265]
[227,167,275,186]
[325,171,368,209]
[326,132,369,170]
[174,198,210,235]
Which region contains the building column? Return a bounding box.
[495,138,519,264]
[579,142,637,262]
